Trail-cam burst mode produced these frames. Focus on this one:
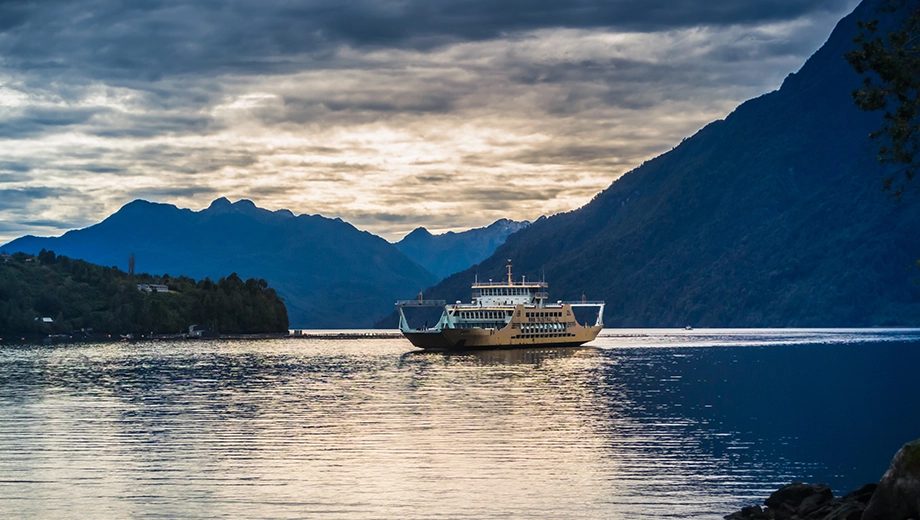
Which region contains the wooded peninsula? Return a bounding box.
[0,250,288,337]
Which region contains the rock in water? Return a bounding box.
[863,439,920,520]
[725,482,875,520]
[765,482,833,510]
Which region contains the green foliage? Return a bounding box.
[0,251,288,335]
[846,0,920,197]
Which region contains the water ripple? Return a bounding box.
[1,330,919,519]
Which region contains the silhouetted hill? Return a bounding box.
[3,198,437,328]
[392,0,920,328]
[395,219,530,279]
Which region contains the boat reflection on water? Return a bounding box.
[401,345,597,365]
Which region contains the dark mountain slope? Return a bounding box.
[410,0,920,327]
[4,198,437,328]
[395,219,530,279]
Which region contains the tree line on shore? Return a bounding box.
[0,250,288,335]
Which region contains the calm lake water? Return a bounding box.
[1,329,918,519]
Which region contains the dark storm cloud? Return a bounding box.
[0,0,853,81]
[0,187,78,210]
[20,219,81,229]
[0,107,104,139]
[86,113,218,139]
[354,212,408,223]
[125,145,260,175]
[0,164,32,183]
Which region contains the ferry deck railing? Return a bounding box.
[396,299,447,307]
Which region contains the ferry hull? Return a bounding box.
[401,331,456,350]
[402,324,603,351]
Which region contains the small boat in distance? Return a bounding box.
[396,261,605,350]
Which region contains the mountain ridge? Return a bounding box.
[389,0,920,328]
[3,198,439,328]
[395,218,530,279]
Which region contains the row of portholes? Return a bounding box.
[462,323,502,329]
[480,288,529,296]
[526,311,563,318]
[460,310,509,320]
[521,323,567,334]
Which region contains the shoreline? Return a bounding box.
[0,330,404,345]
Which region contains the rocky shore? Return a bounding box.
[726,439,920,520]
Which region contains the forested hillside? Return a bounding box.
[0,250,288,335]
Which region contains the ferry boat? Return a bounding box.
[396,261,605,350]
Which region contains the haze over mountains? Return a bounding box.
[397,0,920,328]
[395,219,530,279]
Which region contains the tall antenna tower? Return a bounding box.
[128,253,135,276]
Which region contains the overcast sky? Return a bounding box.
[0,0,861,243]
